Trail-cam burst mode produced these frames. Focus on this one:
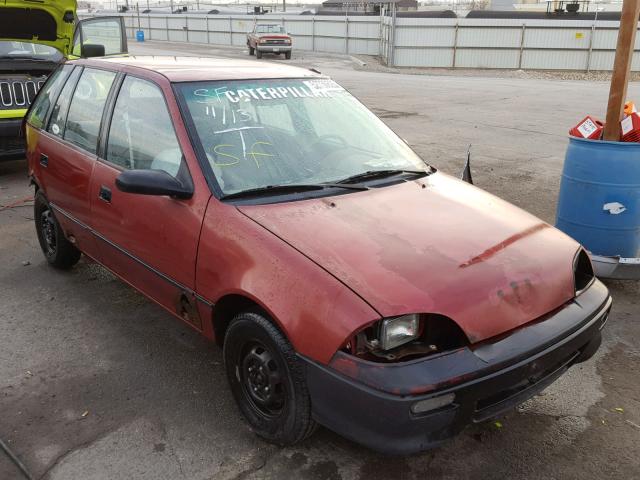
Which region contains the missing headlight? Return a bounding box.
[574,248,595,296]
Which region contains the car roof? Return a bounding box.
[72,56,323,83]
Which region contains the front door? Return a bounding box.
[71,16,128,58]
[90,75,208,329]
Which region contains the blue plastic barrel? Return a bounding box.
[136,30,145,42]
[556,136,640,257]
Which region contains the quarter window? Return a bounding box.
[106,77,182,176]
[27,65,73,129]
[64,68,116,154]
[47,67,81,138]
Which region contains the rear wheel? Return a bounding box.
[34,191,81,269]
[223,312,316,445]
[256,50,263,59]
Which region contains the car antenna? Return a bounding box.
[461,144,473,185]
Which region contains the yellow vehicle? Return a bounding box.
[0,0,127,159]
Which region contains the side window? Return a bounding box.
[27,65,73,129]
[64,68,116,154]
[47,67,82,138]
[106,77,182,176]
[72,30,82,57]
[77,18,126,56]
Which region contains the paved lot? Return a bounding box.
[1,42,639,480]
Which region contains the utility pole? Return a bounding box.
[603,0,640,140]
[283,0,286,13]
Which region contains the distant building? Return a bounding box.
[320,0,418,13]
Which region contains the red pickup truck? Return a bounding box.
[25,56,610,454]
[247,23,292,59]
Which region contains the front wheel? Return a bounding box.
[248,45,255,56]
[285,51,292,60]
[256,50,263,59]
[223,312,316,445]
[34,191,81,269]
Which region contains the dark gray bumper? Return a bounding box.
[302,279,611,454]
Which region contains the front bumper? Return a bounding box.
[302,279,611,454]
[0,118,25,159]
[257,45,292,53]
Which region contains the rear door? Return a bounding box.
[90,75,209,330]
[31,65,118,258]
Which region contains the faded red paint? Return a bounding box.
[239,175,578,347]
[26,56,582,369]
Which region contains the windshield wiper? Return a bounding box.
[220,182,368,200]
[335,169,431,185]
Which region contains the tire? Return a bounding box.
[34,191,81,269]
[249,45,255,56]
[256,50,263,59]
[285,51,291,60]
[223,312,316,445]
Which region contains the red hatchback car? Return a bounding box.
[25,56,611,454]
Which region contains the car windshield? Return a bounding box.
[177,79,428,196]
[255,25,286,34]
[0,41,63,61]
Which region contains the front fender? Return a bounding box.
[195,198,380,364]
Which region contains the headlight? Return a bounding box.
[342,314,469,362]
[379,314,420,350]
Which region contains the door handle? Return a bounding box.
[98,185,112,203]
[39,153,48,167]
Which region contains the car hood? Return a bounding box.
[238,172,580,343]
[0,0,77,56]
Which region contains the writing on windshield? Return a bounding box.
[178,79,426,196]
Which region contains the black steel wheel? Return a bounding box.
[249,45,255,56]
[240,341,287,417]
[34,191,81,269]
[223,311,316,445]
[256,50,263,59]
[285,51,292,60]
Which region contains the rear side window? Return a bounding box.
[64,68,116,154]
[106,77,182,177]
[47,67,82,138]
[27,65,73,129]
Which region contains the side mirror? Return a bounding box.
[116,169,193,199]
[81,43,106,58]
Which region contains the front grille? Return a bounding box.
[262,39,288,45]
[0,76,46,110]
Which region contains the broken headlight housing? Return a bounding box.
[574,248,595,296]
[344,314,469,362]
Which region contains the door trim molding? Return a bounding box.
[50,201,214,308]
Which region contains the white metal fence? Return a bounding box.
[81,13,640,71]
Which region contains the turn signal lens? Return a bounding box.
[379,314,420,351]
